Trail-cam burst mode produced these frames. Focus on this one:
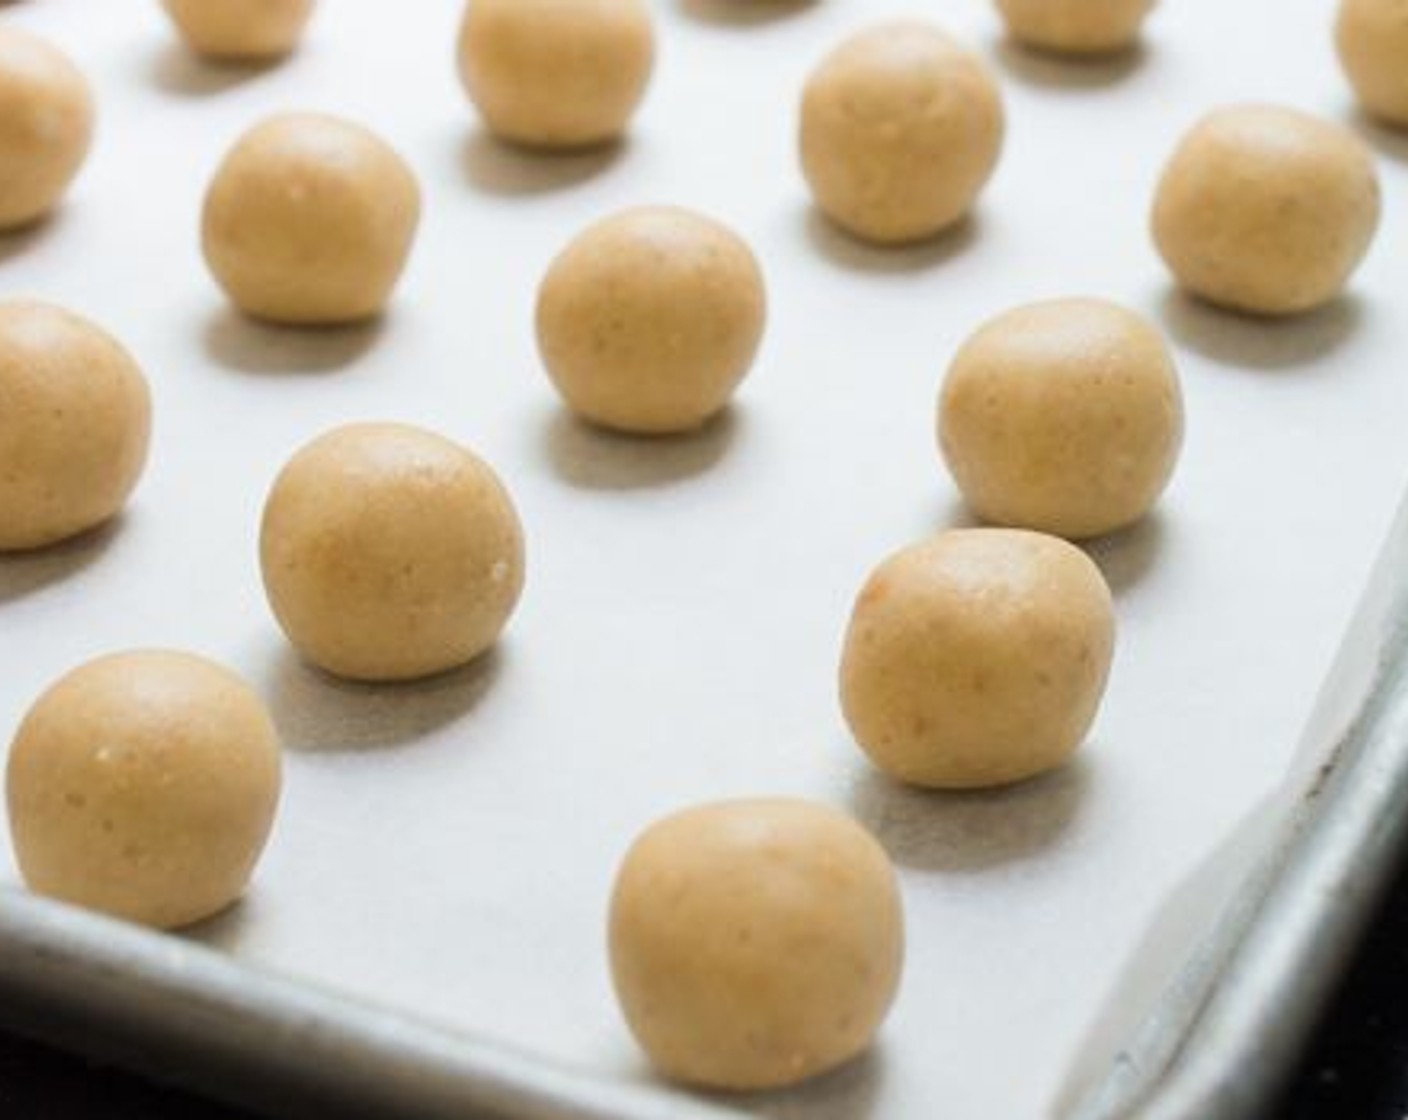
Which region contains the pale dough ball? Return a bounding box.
[162,0,315,61]
[536,206,766,434]
[0,26,93,230]
[6,651,282,930]
[609,798,903,1090]
[202,113,421,325]
[1337,0,1408,127]
[800,22,1005,245]
[457,0,655,149]
[1152,104,1381,316]
[996,0,1155,55]
[840,529,1115,789]
[939,298,1184,540]
[0,301,151,551]
[260,422,525,682]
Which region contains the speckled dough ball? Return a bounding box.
[260,423,525,682]
[457,0,655,149]
[536,207,766,434]
[6,651,282,930]
[801,22,1004,244]
[202,113,420,325]
[840,529,1115,789]
[609,798,904,1090]
[939,298,1184,540]
[996,0,1155,55]
[1337,0,1408,127]
[1152,104,1381,316]
[0,301,151,552]
[0,26,93,230]
[162,0,316,61]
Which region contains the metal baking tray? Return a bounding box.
[2,1,1406,1117]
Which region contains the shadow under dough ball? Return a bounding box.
[536,206,766,435]
[6,650,282,930]
[0,25,93,231]
[260,422,525,683]
[1336,0,1408,128]
[840,529,1115,790]
[938,297,1184,540]
[1152,103,1381,316]
[609,798,904,1091]
[162,0,316,61]
[457,0,655,149]
[996,0,1156,56]
[0,301,151,552]
[800,21,1004,245]
[201,113,420,326]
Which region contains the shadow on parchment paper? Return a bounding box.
[804,208,981,276]
[181,896,255,953]
[1082,512,1166,596]
[1158,287,1365,372]
[0,210,66,265]
[0,518,123,604]
[991,36,1148,91]
[459,128,627,197]
[544,406,741,490]
[714,1048,886,1120]
[1347,108,1408,164]
[850,757,1092,873]
[147,43,280,97]
[202,308,384,375]
[681,0,818,27]
[267,646,504,752]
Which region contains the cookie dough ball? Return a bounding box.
[939,298,1183,540]
[841,529,1114,789]
[609,798,903,1090]
[0,301,151,551]
[6,651,282,930]
[996,0,1154,55]
[801,22,1004,245]
[457,0,655,149]
[536,207,766,434]
[1152,104,1381,316]
[260,423,525,682]
[1337,0,1408,127]
[0,26,93,230]
[162,0,315,61]
[201,113,420,325]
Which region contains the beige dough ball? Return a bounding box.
[1337,0,1408,127]
[800,22,1004,245]
[6,651,282,930]
[260,422,525,682]
[457,0,655,149]
[840,529,1115,789]
[996,0,1155,55]
[201,113,420,325]
[939,298,1184,540]
[162,0,315,61]
[1152,104,1381,316]
[609,798,903,1090]
[0,301,151,552]
[536,207,766,434]
[0,26,93,230]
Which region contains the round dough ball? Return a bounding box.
[1152,104,1381,316]
[0,301,151,551]
[457,0,655,149]
[840,529,1115,789]
[0,26,93,230]
[162,0,315,61]
[938,298,1184,540]
[260,422,525,682]
[995,0,1155,55]
[536,206,766,434]
[201,113,421,325]
[609,798,903,1090]
[1336,0,1408,127]
[6,650,282,930]
[800,22,1005,245]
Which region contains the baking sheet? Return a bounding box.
[1,1,1406,1117]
